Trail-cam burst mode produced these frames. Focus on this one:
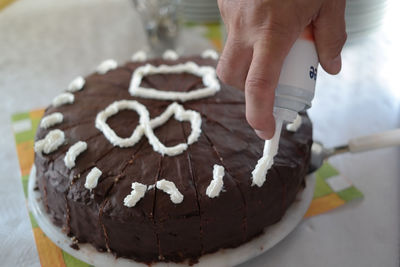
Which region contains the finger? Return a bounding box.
[313,0,347,74]
[217,33,253,90]
[245,30,298,139]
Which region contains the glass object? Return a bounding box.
[133,0,181,56]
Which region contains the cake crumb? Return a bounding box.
[70,243,80,250]
[70,236,79,250]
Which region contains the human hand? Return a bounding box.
[217,0,347,139]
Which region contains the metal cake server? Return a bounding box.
[309,128,400,173]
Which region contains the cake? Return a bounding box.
[34,50,313,264]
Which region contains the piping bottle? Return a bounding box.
[252,24,319,187]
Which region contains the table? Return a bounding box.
[0,0,399,266]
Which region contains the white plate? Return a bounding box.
[28,166,315,267]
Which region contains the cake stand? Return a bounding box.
[28,166,315,267]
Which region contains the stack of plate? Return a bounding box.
[181,0,220,23]
[345,0,388,40]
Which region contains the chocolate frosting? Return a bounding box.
[34,55,312,264]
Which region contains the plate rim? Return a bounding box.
[28,166,315,267]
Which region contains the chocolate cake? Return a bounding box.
[34,50,313,264]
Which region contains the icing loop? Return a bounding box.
[85,167,102,190]
[52,93,74,107]
[131,51,147,62]
[201,49,219,60]
[162,50,179,60]
[96,59,117,74]
[34,129,65,154]
[206,165,225,198]
[40,112,63,129]
[129,62,220,102]
[67,76,85,92]
[147,102,201,156]
[123,182,147,207]
[95,100,149,148]
[64,141,87,169]
[156,179,184,204]
[96,100,202,156]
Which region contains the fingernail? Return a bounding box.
[328,55,342,74]
[255,129,272,140]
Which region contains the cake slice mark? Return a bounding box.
[57,119,94,132]
[180,124,204,253]
[187,100,245,106]
[52,168,75,235]
[194,106,262,155]
[95,140,147,253]
[201,129,248,242]
[100,199,112,252]
[197,112,233,134]
[274,167,289,215]
[64,194,71,235]
[152,155,163,260]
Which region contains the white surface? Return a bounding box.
[28,167,315,267]
[0,0,400,267]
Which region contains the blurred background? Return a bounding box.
[0,0,399,266]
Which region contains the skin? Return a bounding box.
[217,0,347,139]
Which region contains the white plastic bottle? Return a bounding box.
[252,25,319,187]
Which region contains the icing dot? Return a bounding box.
[40,112,63,129]
[131,51,147,62]
[201,49,219,60]
[156,179,184,204]
[67,76,85,92]
[52,93,74,107]
[34,129,65,154]
[286,114,302,132]
[123,182,147,207]
[64,141,87,169]
[85,167,102,190]
[96,59,117,74]
[206,164,225,198]
[162,50,179,60]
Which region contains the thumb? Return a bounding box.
[313,0,347,74]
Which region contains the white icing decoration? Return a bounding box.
[95,100,148,148]
[201,49,219,60]
[67,76,85,92]
[131,51,147,62]
[162,50,178,60]
[146,102,201,156]
[85,167,102,190]
[64,141,87,169]
[156,179,184,204]
[206,164,225,198]
[52,93,74,107]
[96,59,117,74]
[286,114,302,132]
[129,62,220,102]
[147,184,155,190]
[95,100,201,156]
[40,113,63,129]
[123,182,147,207]
[251,120,283,187]
[34,129,65,154]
